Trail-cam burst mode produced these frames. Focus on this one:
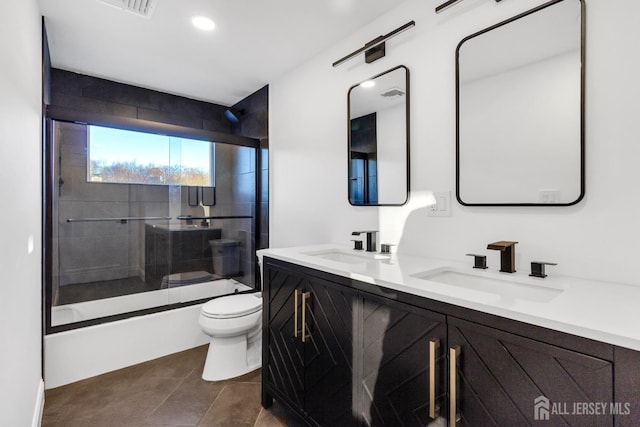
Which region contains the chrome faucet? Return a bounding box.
[351,231,378,252]
[487,241,518,273]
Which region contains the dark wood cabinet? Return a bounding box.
[449,317,613,426]
[262,261,357,426]
[262,261,305,410]
[614,346,640,427]
[262,257,636,427]
[360,294,446,426]
[302,274,357,425]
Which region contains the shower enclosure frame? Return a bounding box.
[43,106,263,334]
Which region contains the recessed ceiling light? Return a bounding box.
[192,16,215,31]
[360,80,376,88]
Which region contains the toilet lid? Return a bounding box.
[202,293,262,319]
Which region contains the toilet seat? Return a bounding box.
[201,294,262,319]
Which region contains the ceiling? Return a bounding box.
[39,0,408,107]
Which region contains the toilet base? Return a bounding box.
[202,333,262,381]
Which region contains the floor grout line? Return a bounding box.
[142,374,189,425]
[253,407,264,427]
[195,383,227,426]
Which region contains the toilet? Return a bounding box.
[198,292,262,381]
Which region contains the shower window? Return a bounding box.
[46,119,259,331]
[87,125,215,186]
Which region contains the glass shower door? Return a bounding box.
[48,120,257,328]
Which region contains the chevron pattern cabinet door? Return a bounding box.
[448,317,614,427]
[303,275,358,426]
[264,264,305,409]
[361,296,447,427]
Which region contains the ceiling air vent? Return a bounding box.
[97,0,157,18]
[379,87,406,98]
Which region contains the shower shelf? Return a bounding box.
[66,216,172,223]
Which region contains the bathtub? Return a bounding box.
[45,279,254,389]
[51,278,251,325]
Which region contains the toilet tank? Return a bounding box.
[209,239,241,276]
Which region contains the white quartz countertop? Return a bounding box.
[258,244,640,352]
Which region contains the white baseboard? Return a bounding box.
[31,379,44,427]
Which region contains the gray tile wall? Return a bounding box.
[55,121,171,287]
[50,69,231,133]
[49,70,268,293]
[206,144,256,285]
[230,85,269,252]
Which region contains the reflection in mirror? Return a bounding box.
[457,0,584,206]
[348,65,409,206]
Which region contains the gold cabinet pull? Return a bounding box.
[449,346,461,427]
[429,338,440,419]
[301,292,311,343]
[294,289,300,338]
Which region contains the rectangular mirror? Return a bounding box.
[348,65,410,206]
[456,0,584,206]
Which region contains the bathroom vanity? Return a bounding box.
[260,245,640,427]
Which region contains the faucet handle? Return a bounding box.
[380,243,396,254]
[351,230,378,252]
[529,261,557,278]
[350,239,364,251]
[465,253,488,269]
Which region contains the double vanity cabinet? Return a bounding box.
[260,251,640,427]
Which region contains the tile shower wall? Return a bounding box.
[49,69,266,291]
[206,144,257,286]
[229,86,269,251]
[50,69,231,133]
[54,121,171,289]
[53,123,258,296]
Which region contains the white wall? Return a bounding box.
[270,0,640,286]
[0,0,44,425]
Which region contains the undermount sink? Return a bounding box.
[303,249,390,264]
[412,268,563,302]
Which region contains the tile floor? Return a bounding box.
[42,345,306,427]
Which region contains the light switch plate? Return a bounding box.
[427,190,451,217]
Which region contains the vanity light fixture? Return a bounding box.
[192,16,215,31]
[435,0,503,14]
[332,20,415,67]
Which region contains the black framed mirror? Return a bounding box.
[456,0,584,206]
[348,65,410,206]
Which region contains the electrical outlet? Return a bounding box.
[539,189,560,204]
[427,191,451,217]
